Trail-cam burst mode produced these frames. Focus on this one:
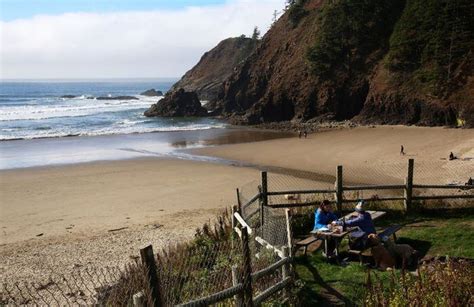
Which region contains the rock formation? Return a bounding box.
[96,96,138,100]
[140,89,163,96]
[171,37,258,101]
[144,89,207,117]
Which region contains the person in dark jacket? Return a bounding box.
[334,200,376,250]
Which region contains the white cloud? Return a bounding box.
[0,0,283,79]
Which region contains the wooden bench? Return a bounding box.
[348,224,402,264]
[295,236,321,255]
[377,224,402,242]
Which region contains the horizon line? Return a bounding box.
[0,77,180,82]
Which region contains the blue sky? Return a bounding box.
[0,0,226,21]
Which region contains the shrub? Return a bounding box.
[366,259,474,306]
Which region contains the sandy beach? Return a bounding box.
[194,126,474,185]
[1,125,473,283]
[0,158,259,281]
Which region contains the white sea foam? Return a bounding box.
[0,123,227,141]
[0,97,158,121]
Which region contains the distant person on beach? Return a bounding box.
[449,152,457,160]
[400,145,405,155]
[298,130,302,138]
[303,130,308,138]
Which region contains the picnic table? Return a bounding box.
[310,210,386,261]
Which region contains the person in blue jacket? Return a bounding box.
[313,200,338,230]
[334,200,376,250]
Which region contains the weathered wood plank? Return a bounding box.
[413,195,474,200]
[413,184,474,189]
[177,283,244,307]
[253,277,291,306]
[234,212,253,234]
[255,236,284,258]
[243,193,261,209]
[251,257,290,282]
[344,185,405,191]
[267,189,335,196]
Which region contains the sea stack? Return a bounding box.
[140,89,164,96]
[144,89,207,117]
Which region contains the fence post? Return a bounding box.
[285,208,293,258]
[404,159,414,212]
[241,227,254,307]
[236,188,242,209]
[282,246,291,300]
[335,165,343,212]
[140,245,162,307]
[232,205,237,250]
[232,265,244,307]
[261,171,268,238]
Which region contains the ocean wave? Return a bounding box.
[0,123,227,141]
[0,100,155,121]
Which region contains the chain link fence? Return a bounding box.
[1,262,152,306]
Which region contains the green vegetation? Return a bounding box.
[294,211,474,305]
[306,0,404,78]
[252,26,261,40]
[366,260,473,306]
[386,0,473,95]
[287,0,308,27]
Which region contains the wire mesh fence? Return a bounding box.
[1,262,152,306]
[157,239,240,306]
[2,208,292,306]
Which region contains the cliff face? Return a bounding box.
[171,37,257,101]
[215,0,473,127]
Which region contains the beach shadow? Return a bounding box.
[296,258,356,306]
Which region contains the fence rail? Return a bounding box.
[240,159,473,213]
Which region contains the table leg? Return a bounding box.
[324,239,328,258]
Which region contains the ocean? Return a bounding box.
[0,80,290,169]
[0,80,226,140]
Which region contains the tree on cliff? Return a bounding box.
[252,26,261,40]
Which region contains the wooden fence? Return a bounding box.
[136,207,294,307]
[135,158,471,306]
[240,159,473,212]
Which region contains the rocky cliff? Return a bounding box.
[171,37,258,101]
[214,0,473,127]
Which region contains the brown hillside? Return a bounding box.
[215,0,473,127]
[171,37,257,101]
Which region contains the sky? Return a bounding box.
[0,0,284,79]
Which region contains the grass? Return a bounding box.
[294,210,474,305]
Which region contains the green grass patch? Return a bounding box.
[294,211,474,305]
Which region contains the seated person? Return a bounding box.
[313,200,338,258]
[313,200,337,231]
[334,200,375,250]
